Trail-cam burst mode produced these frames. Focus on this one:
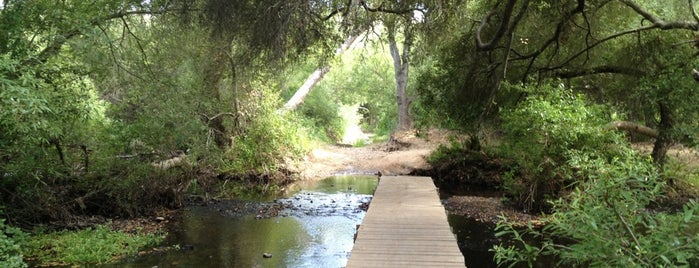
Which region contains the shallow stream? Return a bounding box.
[108,176,514,267]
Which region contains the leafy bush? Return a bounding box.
[298,85,346,142]
[493,151,699,267]
[222,83,310,179]
[498,81,625,211]
[0,218,27,268]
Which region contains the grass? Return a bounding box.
[23,224,164,266]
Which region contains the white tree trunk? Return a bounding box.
[281,34,359,111]
[388,24,412,131]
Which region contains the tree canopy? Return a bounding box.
[1,0,698,266]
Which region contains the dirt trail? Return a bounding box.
[298,129,454,180]
[295,129,539,224]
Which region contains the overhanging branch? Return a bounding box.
[544,25,656,72]
[475,0,519,51]
[359,1,423,15]
[619,0,699,30]
[553,65,646,78]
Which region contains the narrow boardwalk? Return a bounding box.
[347,176,465,267]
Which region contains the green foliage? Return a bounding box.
[24,224,164,265]
[298,86,346,142]
[493,151,699,267]
[222,82,309,177]
[497,81,624,211]
[0,218,27,268]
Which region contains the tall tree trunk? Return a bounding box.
[651,100,674,168]
[388,23,413,131]
[203,38,232,147]
[282,34,359,111]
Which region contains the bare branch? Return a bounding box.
[553,65,646,78]
[604,121,659,138]
[475,0,519,50]
[619,0,699,30]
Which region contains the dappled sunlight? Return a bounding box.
[340,104,371,145]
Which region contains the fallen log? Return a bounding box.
[603,121,659,139]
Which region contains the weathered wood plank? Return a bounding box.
[347,176,465,268]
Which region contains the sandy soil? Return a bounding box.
[297,129,453,180]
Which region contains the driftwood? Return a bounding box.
[604,121,659,139]
[152,151,187,170]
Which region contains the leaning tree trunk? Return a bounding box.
[388,23,413,131]
[651,101,674,168]
[282,34,359,111]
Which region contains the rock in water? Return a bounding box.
[262,252,273,258]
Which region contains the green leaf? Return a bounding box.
[683,207,694,223]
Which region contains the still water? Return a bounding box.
[110,176,378,268]
[108,176,526,267]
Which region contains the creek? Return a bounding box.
[108,176,514,267]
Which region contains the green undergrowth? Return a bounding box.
[0,218,27,268]
[23,224,164,266]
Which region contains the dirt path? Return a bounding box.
[296,129,539,224]
[297,129,453,180]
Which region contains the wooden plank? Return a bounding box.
[347,176,465,268]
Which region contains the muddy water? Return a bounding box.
[110,176,377,268]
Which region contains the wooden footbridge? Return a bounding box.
[347,176,465,267]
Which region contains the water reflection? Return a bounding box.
[110,176,377,268]
[447,214,498,268]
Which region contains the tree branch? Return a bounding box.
[553,65,646,78]
[691,0,699,23]
[619,0,699,30]
[359,1,422,15]
[603,121,659,138]
[519,0,584,79]
[314,0,353,21]
[543,25,656,72]
[27,8,187,67]
[475,0,519,50]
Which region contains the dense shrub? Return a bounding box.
[492,81,699,267]
[497,81,626,211]
[493,151,699,267]
[297,85,346,143]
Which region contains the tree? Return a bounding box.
[418,0,699,165]
[387,19,414,131]
[351,1,433,132]
[282,33,359,111]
